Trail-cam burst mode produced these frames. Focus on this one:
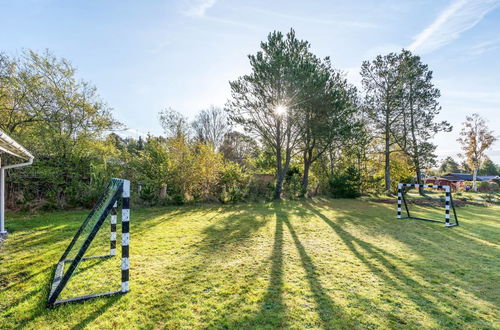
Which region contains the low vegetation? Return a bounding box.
[1,199,498,329]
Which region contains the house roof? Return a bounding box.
[478,175,500,181]
[436,176,464,182]
[443,173,499,182]
[0,129,34,160]
[445,173,474,180]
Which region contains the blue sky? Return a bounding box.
[1,0,499,163]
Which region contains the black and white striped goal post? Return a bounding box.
[397,183,459,227]
[47,178,131,307]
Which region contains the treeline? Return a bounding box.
[437,156,500,176]
[1,30,497,210]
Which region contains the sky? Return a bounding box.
[1,0,500,163]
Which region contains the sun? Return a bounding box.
[274,104,287,116]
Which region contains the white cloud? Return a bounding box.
[248,8,378,29]
[408,0,500,54]
[469,37,500,55]
[183,0,217,17]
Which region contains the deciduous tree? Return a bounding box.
[438,156,460,174]
[192,106,230,150]
[458,113,497,191]
[159,107,190,138]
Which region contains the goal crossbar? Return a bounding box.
[397,183,459,227]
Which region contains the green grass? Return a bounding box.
[1,198,499,329]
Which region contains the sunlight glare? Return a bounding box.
[274,104,287,116]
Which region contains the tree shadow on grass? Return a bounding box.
[128,202,277,327]
[70,294,123,330]
[201,203,287,328]
[216,204,288,328]
[211,202,352,328]
[321,199,500,307]
[198,203,272,252]
[303,200,496,328]
[280,208,349,328]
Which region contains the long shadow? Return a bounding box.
[0,264,52,291]
[281,211,348,328]
[204,202,288,328]
[130,202,278,327]
[303,201,491,328]
[340,200,500,306]
[199,203,271,253]
[250,206,287,327]
[132,206,204,235]
[70,294,123,329]
[224,202,350,328]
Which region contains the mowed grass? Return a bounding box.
[0,198,499,329]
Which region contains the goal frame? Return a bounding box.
[397,183,459,227]
[47,178,130,307]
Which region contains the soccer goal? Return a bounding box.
[397,183,459,227]
[47,178,130,307]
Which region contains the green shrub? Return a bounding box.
[328,166,361,198]
[478,181,492,193]
[218,162,250,203]
[284,166,302,199]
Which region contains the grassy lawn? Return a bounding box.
[0,198,499,329]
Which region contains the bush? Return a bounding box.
[489,182,499,193]
[283,166,302,199]
[328,166,361,198]
[478,181,492,193]
[248,175,275,200]
[218,162,250,203]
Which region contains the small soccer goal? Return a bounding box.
[397,183,459,227]
[47,178,130,307]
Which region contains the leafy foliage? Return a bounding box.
[458,113,497,191]
[328,166,362,198]
[439,156,460,174]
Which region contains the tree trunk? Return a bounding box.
[408,97,424,196]
[384,126,391,196]
[301,161,310,197]
[274,138,283,200]
[159,184,167,199]
[301,149,312,197]
[274,118,283,200]
[472,168,478,192]
[275,171,285,200]
[415,159,424,195]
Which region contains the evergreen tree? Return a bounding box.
[360,53,403,195]
[394,50,451,194]
[227,29,320,199]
